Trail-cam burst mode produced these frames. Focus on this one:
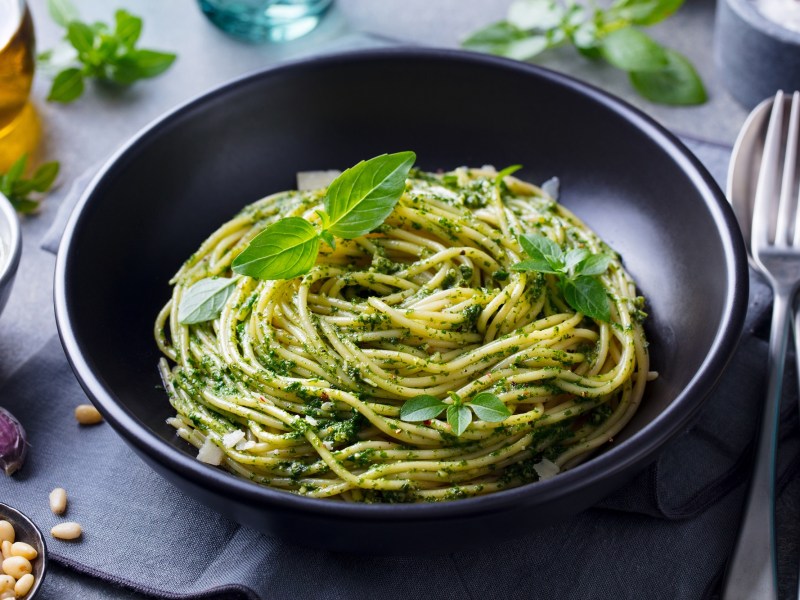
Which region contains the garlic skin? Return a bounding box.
[0,407,28,476]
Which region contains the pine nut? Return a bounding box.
[0,575,13,593]
[2,555,31,579]
[0,522,12,545]
[0,590,14,600]
[0,542,9,560]
[10,542,36,561]
[14,573,34,596]
[49,487,68,515]
[74,404,103,425]
[51,522,81,540]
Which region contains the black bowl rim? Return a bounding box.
[54,47,749,521]
[0,502,48,597]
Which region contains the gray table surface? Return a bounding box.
[0,0,755,597]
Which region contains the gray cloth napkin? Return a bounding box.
[3,136,797,599]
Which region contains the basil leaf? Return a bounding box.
[629,48,707,105]
[324,151,415,239]
[468,393,512,422]
[611,0,685,25]
[4,154,27,188]
[447,404,472,436]
[30,162,60,193]
[318,230,336,250]
[562,276,610,321]
[511,258,559,274]
[400,395,447,422]
[47,0,79,27]
[115,10,142,48]
[178,277,237,325]
[232,217,320,280]
[576,253,613,277]
[463,22,551,60]
[495,164,522,186]
[48,68,85,103]
[600,28,668,72]
[111,49,177,84]
[508,0,565,30]
[518,233,563,270]
[564,248,591,274]
[10,198,39,214]
[67,21,95,56]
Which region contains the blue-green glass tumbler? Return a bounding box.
[197,0,333,43]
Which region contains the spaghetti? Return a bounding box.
[155,166,651,502]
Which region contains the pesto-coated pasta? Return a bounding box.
[155,166,650,503]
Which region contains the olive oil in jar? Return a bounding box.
[0,0,39,172]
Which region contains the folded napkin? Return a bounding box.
[3,135,797,600]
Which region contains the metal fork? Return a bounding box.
[722,90,800,600]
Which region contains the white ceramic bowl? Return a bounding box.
[0,192,21,317]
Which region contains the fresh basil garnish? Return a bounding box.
[399,391,512,437]
[178,277,237,324]
[512,233,612,321]
[232,217,320,280]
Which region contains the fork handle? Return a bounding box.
[722,285,792,600]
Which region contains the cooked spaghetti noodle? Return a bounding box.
[155,166,650,502]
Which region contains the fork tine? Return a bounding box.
[777,91,800,246]
[753,91,785,251]
[787,91,800,248]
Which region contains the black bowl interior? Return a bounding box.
[55,49,748,550]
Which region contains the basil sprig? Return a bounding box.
[232,151,416,281]
[511,234,612,321]
[462,0,706,106]
[400,391,512,436]
[40,0,176,103]
[0,154,59,214]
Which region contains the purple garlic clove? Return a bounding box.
[0,407,28,476]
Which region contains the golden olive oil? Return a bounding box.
[0,1,39,171]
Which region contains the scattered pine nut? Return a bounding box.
[10,542,36,561]
[74,404,103,425]
[1,555,31,579]
[14,573,34,596]
[0,523,12,545]
[50,522,81,540]
[49,488,67,515]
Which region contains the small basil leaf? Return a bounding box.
[111,49,177,84]
[495,164,522,186]
[468,393,512,422]
[324,151,415,239]
[511,258,560,274]
[318,230,336,250]
[178,277,237,325]
[628,48,707,105]
[508,0,565,30]
[67,21,95,56]
[562,276,610,321]
[564,248,591,274]
[114,10,142,48]
[400,395,447,422]
[47,0,79,27]
[519,233,563,270]
[30,162,60,193]
[462,21,552,61]
[232,217,320,280]
[540,176,559,200]
[576,253,613,276]
[611,0,685,26]
[4,154,27,187]
[48,68,85,103]
[447,404,473,436]
[600,28,668,72]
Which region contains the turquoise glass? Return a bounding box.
[198,0,333,43]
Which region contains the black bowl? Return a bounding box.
[54,48,748,553]
[0,503,47,598]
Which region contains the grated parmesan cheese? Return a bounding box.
[196,438,224,465]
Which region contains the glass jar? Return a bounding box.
[197,0,333,43]
[0,0,39,171]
